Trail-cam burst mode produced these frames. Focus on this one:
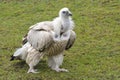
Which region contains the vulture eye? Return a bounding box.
[62,11,66,14]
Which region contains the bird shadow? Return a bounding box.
[11,60,27,68]
[11,60,48,70]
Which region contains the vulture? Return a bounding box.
[11,7,76,73]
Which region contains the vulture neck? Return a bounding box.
[60,16,70,21]
[59,16,71,35]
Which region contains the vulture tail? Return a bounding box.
[10,42,31,61]
[10,55,15,61]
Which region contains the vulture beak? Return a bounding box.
[69,12,72,16]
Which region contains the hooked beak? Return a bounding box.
[69,13,72,16]
[68,12,72,16]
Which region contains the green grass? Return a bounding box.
[0,0,120,80]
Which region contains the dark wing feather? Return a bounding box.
[65,30,76,50]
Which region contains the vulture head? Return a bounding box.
[59,7,72,18]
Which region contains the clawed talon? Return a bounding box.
[27,69,39,73]
[34,69,38,72]
[52,68,69,72]
[59,68,69,72]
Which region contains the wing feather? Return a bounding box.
[27,22,54,52]
[46,40,68,56]
[65,30,76,50]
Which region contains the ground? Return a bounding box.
[0,0,120,80]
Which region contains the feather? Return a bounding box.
[46,40,68,56]
[11,42,31,60]
[65,30,76,50]
[27,24,54,52]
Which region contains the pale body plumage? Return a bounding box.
[11,7,76,73]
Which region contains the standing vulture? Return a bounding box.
[11,7,76,73]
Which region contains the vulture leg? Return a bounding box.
[26,48,44,73]
[48,53,69,72]
[27,63,39,73]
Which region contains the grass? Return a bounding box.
[0,0,120,80]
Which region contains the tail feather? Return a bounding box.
[11,42,31,61]
[10,55,15,61]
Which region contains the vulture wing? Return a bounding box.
[27,22,54,52]
[65,30,76,50]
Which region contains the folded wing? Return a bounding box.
[27,22,54,52]
[65,30,76,50]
